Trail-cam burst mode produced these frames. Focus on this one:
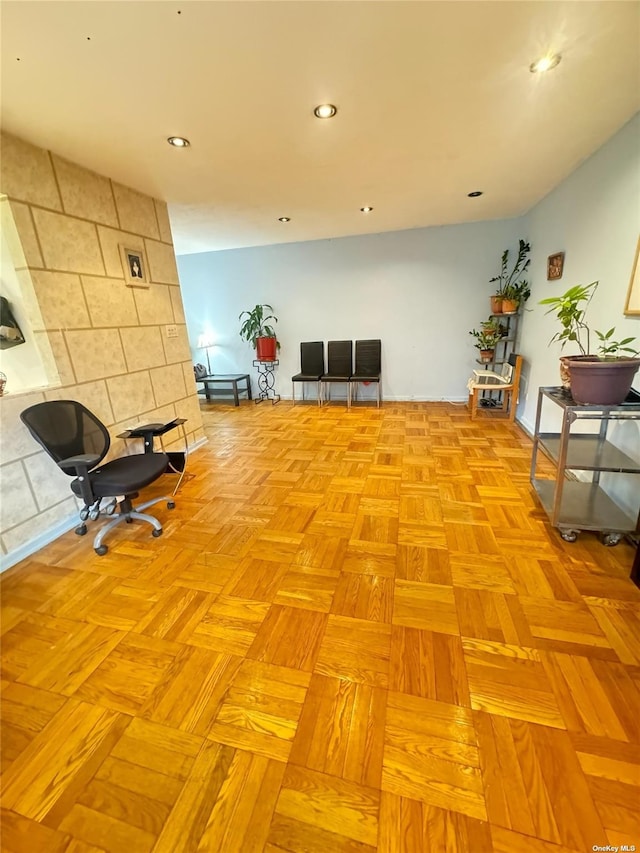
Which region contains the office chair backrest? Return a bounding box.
[300,341,324,375]
[354,339,381,375]
[326,340,352,376]
[21,400,110,470]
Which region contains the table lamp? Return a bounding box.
[197,333,215,375]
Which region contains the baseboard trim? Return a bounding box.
[0,435,210,575]
[0,514,78,574]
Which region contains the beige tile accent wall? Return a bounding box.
[97,225,146,278]
[0,131,204,562]
[81,275,139,328]
[0,134,62,210]
[145,238,180,285]
[120,327,166,372]
[30,270,91,330]
[52,155,118,227]
[8,201,43,267]
[112,183,159,238]
[31,208,105,275]
[133,284,174,326]
[154,198,173,243]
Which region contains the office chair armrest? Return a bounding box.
[57,454,100,505]
[57,453,101,473]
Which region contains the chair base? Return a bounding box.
[320,380,351,408]
[292,380,321,406]
[349,379,381,408]
[87,494,174,555]
[468,389,517,421]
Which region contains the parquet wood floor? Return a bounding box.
[2,401,639,852]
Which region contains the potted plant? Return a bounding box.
[501,280,531,313]
[239,303,279,361]
[490,239,531,314]
[539,281,640,404]
[469,326,502,363]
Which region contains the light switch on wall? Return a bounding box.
[165,324,178,338]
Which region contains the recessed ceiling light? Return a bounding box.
[314,104,337,119]
[467,191,483,198]
[278,217,290,222]
[167,136,190,147]
[360,206,374,213]
[530,54,561,73]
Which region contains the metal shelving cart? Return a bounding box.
[530,386,640,545]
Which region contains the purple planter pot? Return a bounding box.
[567,356,640,405]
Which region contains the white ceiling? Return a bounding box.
[1,1,639,255]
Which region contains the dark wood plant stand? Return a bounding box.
[254,360,280,404]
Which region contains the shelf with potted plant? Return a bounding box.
[469,325,503,364]
[476,239,532,369]
[539,281,640,404]
[490,239,531,315]
[238,303,280,362]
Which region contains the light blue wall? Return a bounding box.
[178,218,523,401]
[178,113,639,414]
[518,112,640,430]
[517,112,640,517]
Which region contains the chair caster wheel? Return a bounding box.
[560,529,578,543]
[95,545,108,556]
[152,529,163,538]
[75,524,87,536]
[167,501,176,509]
[601,532,622,547]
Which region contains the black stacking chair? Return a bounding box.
[350,339,382,407]
[321,340,353,407]
[292,341,324,406]
[20,400,174,556]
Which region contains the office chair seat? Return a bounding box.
[291,371,325,382]
[70,453,169,498]
[20,399,174,556]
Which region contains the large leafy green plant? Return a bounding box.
[539,281,638,359]
[490,239,531,298]
[539,282,596,355]
[238,303,279,348]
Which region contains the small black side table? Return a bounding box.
[117,418,188,495]
[196,374,252,406]
[253,359,280,404]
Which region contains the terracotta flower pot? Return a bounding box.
[567,356,640,405]
[559,356,572,390]
[256,337,277,361]
[501,298,518,314]
[490,296,503,314]
[479,349,495,363]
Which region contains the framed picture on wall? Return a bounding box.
[547,252,565,281]
[624,236,640,316]
[120,245,149,288]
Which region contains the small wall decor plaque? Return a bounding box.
[120,245,149,287]
[624,235,640,316]
[547,252,565,281]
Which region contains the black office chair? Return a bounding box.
[292,341,324,406]
[321,340,353,407]
[350,339,382,407]
[20,400,174,556]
